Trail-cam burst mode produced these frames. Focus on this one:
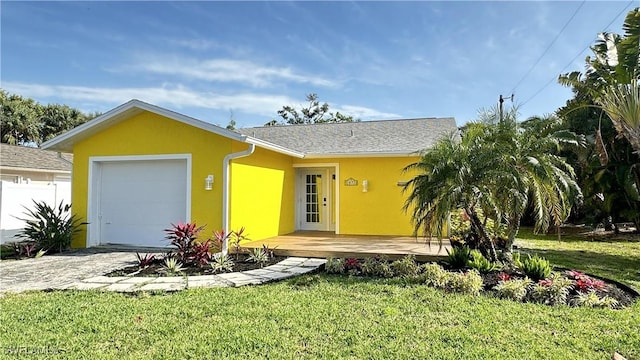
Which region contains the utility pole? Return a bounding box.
[499,94,514,123]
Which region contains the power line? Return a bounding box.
[519,0,635,107]
[510,0,585,95]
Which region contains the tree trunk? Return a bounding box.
[506,216,521,253]
[466,208,498,261]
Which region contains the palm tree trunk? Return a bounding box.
[506,216,521,253]
[465,208,498,261]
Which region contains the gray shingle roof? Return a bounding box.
[0,143,72,172]
[238,117,457,155]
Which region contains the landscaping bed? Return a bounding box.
[323,254,638,309]
[106,252,288,277]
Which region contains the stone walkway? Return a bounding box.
[0,248,326,294]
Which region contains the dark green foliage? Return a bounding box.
[446,246,472,269]
[15,201,82,253]
[273,93,356,125]
[520,254,552,281]
[468,250,500,273]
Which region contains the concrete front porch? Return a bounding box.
[240,231,451,261]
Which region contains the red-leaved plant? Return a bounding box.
[135,252,157,268]
[164,222,206,265]
[498,272,511,282]
[345,258,360,271]
[565,270,606,293]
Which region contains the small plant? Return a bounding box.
[15,201,83,253]
[571,291,619,309]
[391,255,419,277]
[419,263,451,288]
[19,242,38,258]
[325,258,346,274]
[211,254,234,273]
[34,248,47,258]
[530,272,573,305]
[248,247,269,267]
[565,270,606,293]
[511,251,523,269]
[498,272,511,281]
[467,250,499,273]
[448,270,483,295]
[344,258,360,275]
[163,257,185,275]
[359,255,393,278]
[229,227,249,259]
[135,253,157,268]
[210,254,234,273]
[290,274,322,287]
[520,254,551,281]
[190,240,214,267]
[445,246,472,269]
[164,222,205,264]
[494,278,532,302]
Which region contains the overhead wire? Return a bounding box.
[510,0,586,95]
[519,0,636,107]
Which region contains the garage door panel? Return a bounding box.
[99,159,188,247]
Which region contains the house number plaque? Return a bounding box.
[344,178,358,186]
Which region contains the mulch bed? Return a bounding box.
[106,253,288,277]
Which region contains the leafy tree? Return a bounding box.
[558,8,640,155]
[1,91,41,145]
[271,93,356,125]
[0,90,96,145]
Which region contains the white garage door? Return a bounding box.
[98,159,188,247]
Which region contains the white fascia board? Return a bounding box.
[0,166,71,174]
[245,137,305,158]
[303,151,419,159]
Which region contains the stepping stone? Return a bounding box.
[82,276,122,284]
[104,283,139,292]
[138,282,186,292]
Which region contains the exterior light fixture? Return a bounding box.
[362,180,368,193]
[205,175,214,190]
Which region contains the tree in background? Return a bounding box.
[557,8,640,231]
[270,93,356,126]
[0,90,98,146]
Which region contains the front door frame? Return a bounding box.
[293,163,339,234]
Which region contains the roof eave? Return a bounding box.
[303,151,420,159]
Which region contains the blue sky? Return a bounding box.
[1,1,636,128]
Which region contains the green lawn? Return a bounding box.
[516,228,640,291]
[1,232,639,359]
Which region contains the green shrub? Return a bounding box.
[468,250,500,273]
[360,256,393,278]
[511,251,524,269]
[210,254,234,273]
[325,258,345,274]
[571,291,619,309]
[446,246,472,269]
[520,254,551,281]
[449,270,483,295]
[248,247,269,267]
[16,201,82,253]
[391,255,419,277]
[530,272,573,306]
[163,258,185,275]
[419,263,451,288]
[494,278,532,302]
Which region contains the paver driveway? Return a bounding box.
[0,248,138,293]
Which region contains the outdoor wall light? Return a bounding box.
[205,175,214,190]
[362,180,369,193]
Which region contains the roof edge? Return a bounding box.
[304,151,420,159]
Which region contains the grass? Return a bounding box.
[1,230,639,359]
[515,228,640,291]
[1,278,639,359]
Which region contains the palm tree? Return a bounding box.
[403,111,582,258]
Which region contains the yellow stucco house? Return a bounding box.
[41,100,456,249]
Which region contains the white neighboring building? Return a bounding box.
[0,143,72,244]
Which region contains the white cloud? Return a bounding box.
[335,105,401,120]
[125,56,338,88]
[2,81,296,117]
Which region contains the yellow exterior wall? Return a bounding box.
[294,156,419,236]
[71,111,232,248]
[229,145,295,241]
